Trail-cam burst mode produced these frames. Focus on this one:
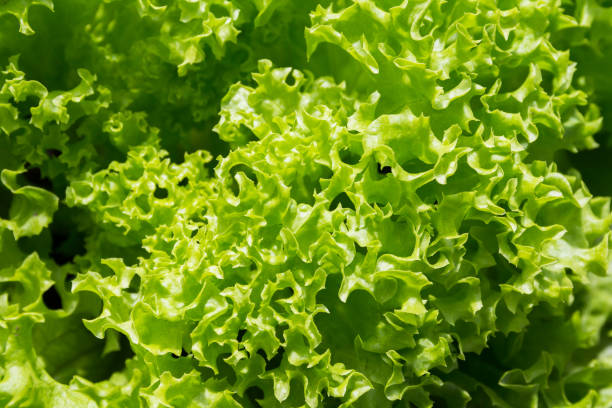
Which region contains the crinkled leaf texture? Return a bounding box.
[1,0,612,407]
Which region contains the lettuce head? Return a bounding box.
[1,0,612,407]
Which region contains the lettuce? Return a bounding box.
[1,0,612,407]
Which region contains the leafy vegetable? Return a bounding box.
[2,0,612,407]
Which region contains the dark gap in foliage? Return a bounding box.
[205,133,231,176]
[17,232,52,258]
[53,174,70,201]
[480,254,515,287]
[272,286,294,302]
[81,291,104,318]
[178,177,189,187]
[437,71,463,92]
[190,228,198,238]
[270,287,294,314]
[285,70,296,86]
[455,348,506,389]
[216,353,237,385]
[540,69,554,95]
[21,165,54,191]
[95,239,148,267]
[237,329,247,342]
[171,348,189,359]
[377,162,392,175]
[42,285,62,310]
[462,236,480,262]
[318,166,334,184]
[261,347,284,371]
[370,160,390,182]
[90,330,135,382]
[496,199,510,213]
[64,274,76,292]
[313,342,327,355]
[557,0,577,16]
[329,192,355,211]
[190,210,208,224]
[322,397,343,407]
[124,273,141,294]
[158,113,231,171]
[196,365,215,381]
[0,181,12,219]
[153,186,169,199]
[389,214,406,224]
[267,349,285,370]
[274,322,289,343]
[355,243,367,255]
[339,148,361,165]
[565,382,591,403]
[494,29,517,52]
[557,131,612,197]
[576,103,591,116]
[13,95,39,121]
[467,119,479,135]
[322,389,342,407]
[548,366,562,383]
[230,164,258,196]
[244,386,264,407]
[0,282,21,305]
[49,204,87,265]
[230,164,258,185]
[311,165,334,196]
[45,148,62,158]
[238,124,258,144]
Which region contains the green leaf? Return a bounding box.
[1,168,58,239]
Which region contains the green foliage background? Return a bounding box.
[1,0,612,407]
